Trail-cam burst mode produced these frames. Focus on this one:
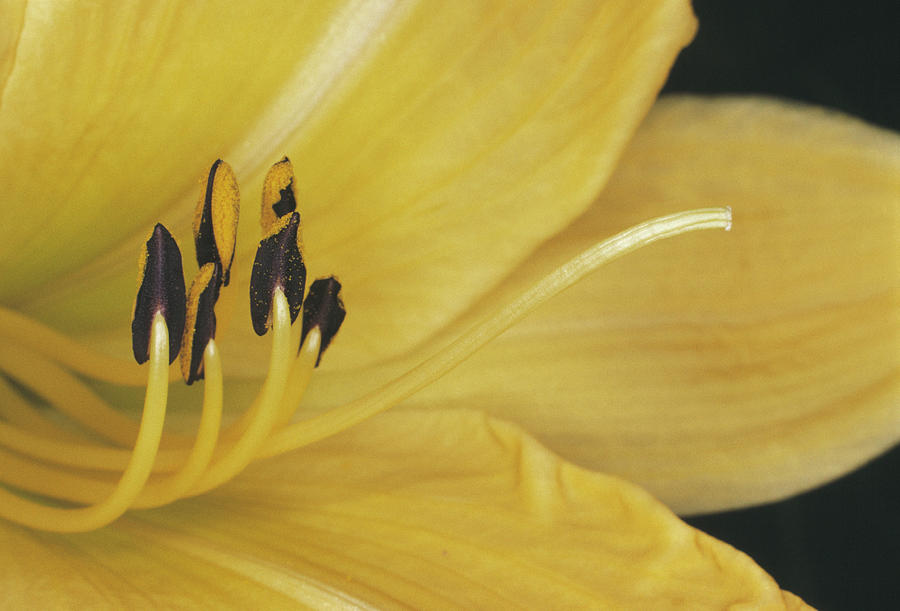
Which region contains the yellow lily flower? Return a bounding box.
[0,0,895,606]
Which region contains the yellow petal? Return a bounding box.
[403,96,900,514]
[281,0,698,369]
[1,1,361,300]
[1,409,808,607]
[8,1,697,374]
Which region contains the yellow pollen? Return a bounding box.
[260,156,299,236]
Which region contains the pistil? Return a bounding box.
[260,208,734,456]
[0,154,730,532]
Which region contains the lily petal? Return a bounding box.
[2,1,361,299]
[403,96,900,514]
[4,1,698,373]
[1,409,808,607]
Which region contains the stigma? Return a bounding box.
[0,158,345,531]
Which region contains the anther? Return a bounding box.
[193,159,240,286]
[249,212,306,336]
[180,263,222,384]
[260,156,298,235]
[131,224,186,364]
[300,277,346,366]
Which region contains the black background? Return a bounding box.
[659,2,899,609]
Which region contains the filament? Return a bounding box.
[134,339,223,508]
[0,310,316,507]
[187,288,296,495]
[0,313,170,532]
[277,328,321,426]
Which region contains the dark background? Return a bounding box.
[659,2,899,609]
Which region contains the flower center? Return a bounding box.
[0,156,732,533]
[0,158,345,532]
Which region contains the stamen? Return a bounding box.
[193,160,240,286]
[276,327,321,426]
[188,288,294,495]
[259,208,734,457]
[218,323,319,440]
[181,263,222,384]
[249,212,306,335]
[134,339,223,508]
[0,308,298,505]
[132,224,186,365]
[0,158,322,530]
[300,277,346,366]
[0,313,170,532]
[0,341,222,497]
[2,168,728,534]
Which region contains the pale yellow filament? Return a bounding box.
[187,288,295,496]
[134,339,223,508]
[260,208,733,457]
[0,345,212,472]
[0,318,317,507]
[213,326,316,441]
[0,342,222,506]
[277,328,321,426]
[0,313,169,532]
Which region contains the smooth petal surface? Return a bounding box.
[4,0,697,373]
[1,409,808,608]
[402,96,900,514]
